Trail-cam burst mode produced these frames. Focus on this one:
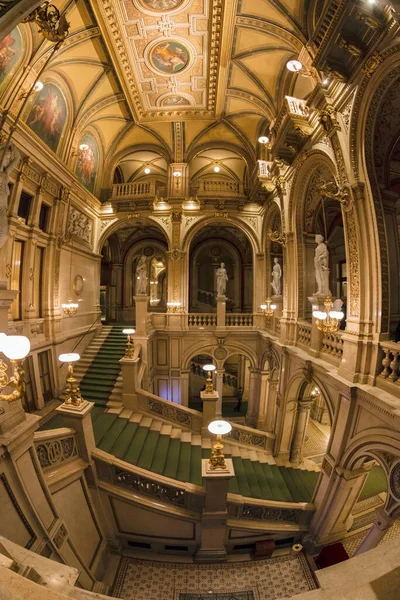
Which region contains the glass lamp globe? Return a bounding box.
[258,136,269,144]
[33,81,44,92]
[213,166,221,172]
[173,171,182,177]
[59,353,80,363]
[3,336,31,360]
[208,420,232,435]
[203,364,216,372]
[313,310,327,320]
[260,304,267,310]
[123,328,135,335]
[287,59,303,72]
[271,304,277,310]
[79,143,89,152]
[144,167,151,174]
[330,310,344,320]
[0,332,7,353]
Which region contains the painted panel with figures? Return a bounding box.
[76,134,99,193]
[26,83,67,153]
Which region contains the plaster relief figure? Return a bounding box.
[136,255,148,295]
[314,234,331,295]
[271,258,282,296]
[216,262,228,297]
[0,142,20,250]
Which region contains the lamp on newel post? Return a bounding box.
[58,353,84,407]
[122,328,135,358]
[0,335,30,402]
[207,419,232,471]
[202,363,216,393]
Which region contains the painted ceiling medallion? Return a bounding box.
[138,0,185,10]
[161,95,190,106]
[149,40,189,74]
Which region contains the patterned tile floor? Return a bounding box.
[303,420,329,463]
[112,554,317,600]
[342,517,400,557]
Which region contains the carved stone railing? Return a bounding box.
[111,181,156,199]
[227,496,315,529]
[137,389,203,433]
[377,341,400,390]
[227,423,275,452]
[93,448,204,513]
[197,180,244,197]
[272,96,314,164]
[225,313,253,327]
[34,429,78,473]
[297,322,312,347]
[321,330,344,360]
[188,313,217,328]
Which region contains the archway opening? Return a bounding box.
[221,353,250,419]
[188,223,253,313]
[303,385,331,468]
[188,354,214,409]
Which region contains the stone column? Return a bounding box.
[180,370,189,407]
[256,370,271,430]
[308,295,330,357]
[243,263,253,312]
[134,294,148,335]
[279,232,297,346]
[308,464,370,546]
[289,396,313,464]
[118,356,139,411]
[216,296,226,329]
[110,263,122,321]
[355,508,395,555]
[56,401,95,464]
[245,369,261,427]
[201,389,218,434]
[195,458,235,563]
[215,369,224,416]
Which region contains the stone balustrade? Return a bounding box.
[188,313,217,328]
[111,180,156,199]
[228,422,275,452]
[297,322,312,347]
[197,180,244,196]
[228,496,315,528]
[377,341,400,388]
[225,313,254,327]
[137,389,203,433]
[34,428,78,472]
[321,330,344,360]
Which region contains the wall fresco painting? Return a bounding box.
[26,83,66,153]
[75,134,99,193]
[0,27,22,84]
[150,40,189,74]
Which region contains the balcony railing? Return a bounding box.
[197,180,244,197]
[321,330,344,360]
[226,313,253,327]
[188,313,217,328]
[377,341,399,390]
[111,181,156,199]
[297,322,312,347]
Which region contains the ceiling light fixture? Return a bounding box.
[213,165,220,173]
[144,167,151,174]
[286,59,303,72]
[258,136,270,144]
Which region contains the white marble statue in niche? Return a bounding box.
[136,255,148,295]
[0,142,21,250]
[271,257,282,296]
[216,262,228,297]
[314,234,331,295]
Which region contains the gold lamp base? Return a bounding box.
[209,434,228,470]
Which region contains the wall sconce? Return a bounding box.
[19,80,43,100]
[62,299,79,316]
[173,170,182,192]
[260,299,276,318]
[313,297,344,334]
[0,335,30,402]
[202,364,216,393]
[122,328,135,359]
[207,419,232,471]
[286,59,313,77]
[58,353,84,407]
[72,143,89,157]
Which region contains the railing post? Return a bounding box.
[134,294,148,335]
[201,388,218,435]
[119,356,139,411]
[56,401,95,464]
[216,295,226,329]
[195,458,235,563]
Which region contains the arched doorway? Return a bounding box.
[188,354,214,410]
[303,385,331,468]
[221,353,250,419]
[188,224,253,313]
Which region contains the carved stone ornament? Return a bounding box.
[23,2,70,45]
[214,346,228,360]
[319,106,340,133]
[241,504,297,523]
[73,274,84,295]
[302,361,313,383]
[67,207,93,244]
[389,461,400,501]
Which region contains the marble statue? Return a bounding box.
[136,255,148,295]
[216,262,228,297]
[314,234,331,295]
[271,258,282,296]
[0,142,21,250]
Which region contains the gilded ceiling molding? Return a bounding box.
[215,0,239,117]
[76,93,125,129]
[235,16,303,51]
[225,89,272,119]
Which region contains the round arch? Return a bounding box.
[97,215,170,255]
[182,342,257,372]
[182,216,261,255]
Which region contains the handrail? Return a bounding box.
[59,313,102,368]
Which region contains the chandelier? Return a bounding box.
[313,297,344,334]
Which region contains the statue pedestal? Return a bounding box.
[308,295,330,356]
[134,295,148,335]
[216,295,226,329]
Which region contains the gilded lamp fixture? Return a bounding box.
[59,353,84,407]
[313,297,344,334]
[0,334,30,402]
[122,328,135,358]
[208,419,232,471]
[260,299,276,318]
[202,364,216,393]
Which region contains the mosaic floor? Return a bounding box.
[112,554,317,600]
[342,517,400,557]
[303,420,329,461]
